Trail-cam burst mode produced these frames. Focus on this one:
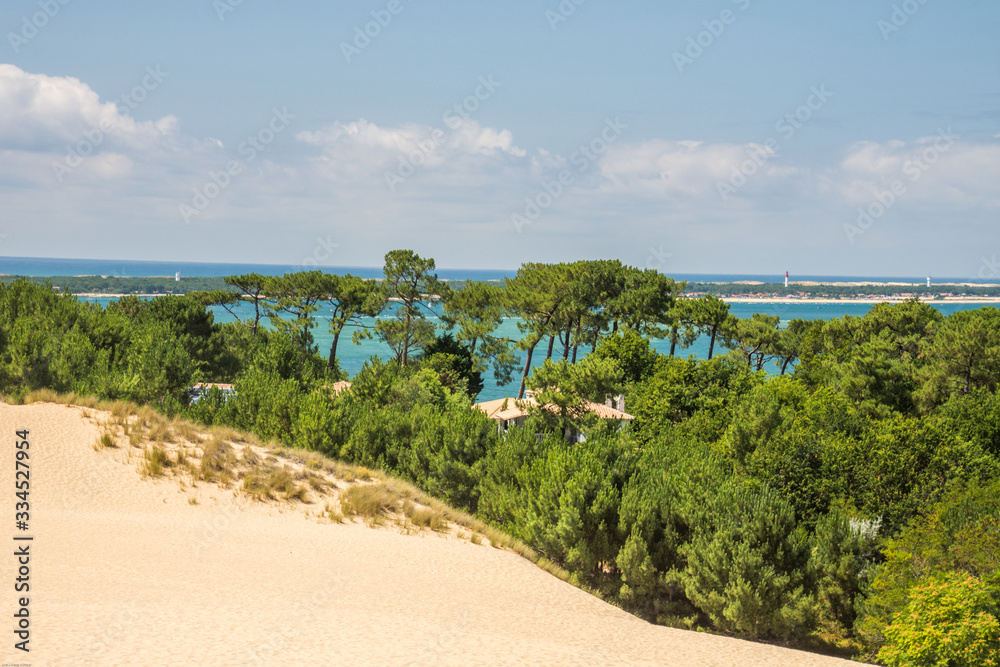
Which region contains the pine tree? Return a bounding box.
[679,481,815,639]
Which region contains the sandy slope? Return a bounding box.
[0,402,863,666]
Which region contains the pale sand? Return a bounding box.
[1,402,863,666]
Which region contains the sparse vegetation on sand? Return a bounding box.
[11,391,577,593]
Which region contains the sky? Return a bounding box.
[0,0,998,276]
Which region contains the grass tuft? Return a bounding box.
[242,473,273,500]
[199,438,236,481]
[242,467,307,502]
[324,503,344,523]
[172,418,200,443]
[109,400,133,422]
[94,430,116,450]
[23,388,61,404]
[142,445,171,477]
[403,501,447,531]
[340,484,404,525]
[147,418,173,443]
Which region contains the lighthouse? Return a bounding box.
[785,271,789,289]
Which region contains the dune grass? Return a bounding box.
[242,467,308,502]
[141,445,171,477]
[93,429,117,450]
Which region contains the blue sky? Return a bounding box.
[1,0,998,276]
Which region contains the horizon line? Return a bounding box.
[0,256,983,281]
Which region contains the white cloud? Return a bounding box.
[1,65,998,272]
[0,64,182,154]
[599,139,793,198]
[830,134,1000,208]
[296,117,525,176]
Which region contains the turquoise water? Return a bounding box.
[77,296,997,401]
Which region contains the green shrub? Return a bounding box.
[878,572,1000,667]
[679,480,815,639]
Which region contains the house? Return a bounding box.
[473,390,633,442]
[330,381,352,396]
[474,396,534,433]
[189,382,236,404]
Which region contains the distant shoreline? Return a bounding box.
[75,293,168,298]
[722,296,1000,304]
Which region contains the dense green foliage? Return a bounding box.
[4,254,1000,664]
[0,274,230,295]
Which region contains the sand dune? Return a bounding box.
[1,402,862,666]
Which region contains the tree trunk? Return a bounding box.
[707,326,717,360]
[546,335,556,360]
[327,329,342,371]
[402,308,412,366]
[251,297,263,335]
[572,345,579,364]
[669,326,678,357]
[517,339,539,399]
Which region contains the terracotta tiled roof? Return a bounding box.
[474,393,633,421]
[474,397,534,421]
[331,381,353,396]
[584,401,634,420]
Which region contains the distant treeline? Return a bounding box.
[688,281,1000,298]
[0,274,231,294]
[2,250,1000,664]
